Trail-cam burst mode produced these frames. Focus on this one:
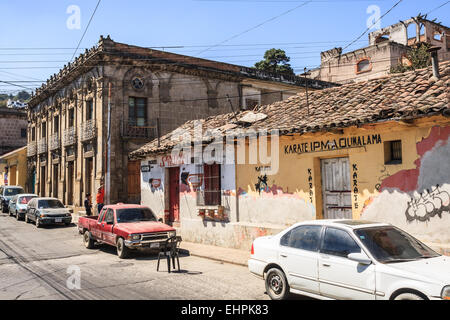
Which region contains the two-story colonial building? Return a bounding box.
[26,35,336,210]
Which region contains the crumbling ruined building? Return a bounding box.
[309,15,450,83]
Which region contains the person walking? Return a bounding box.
[84,193,92,216]
[96,183,105,215]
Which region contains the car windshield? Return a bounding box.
[20,196,36,204]
[116,208,157,223]
[38,199,65,209]
[5,188,24,196]
[355,226,440,263]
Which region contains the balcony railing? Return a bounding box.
[27,141,37,157]
[63,127,77,147]
[49,133,60,151]
[80,119,97,142]
[37,138,47,154]
[121,119,157,139]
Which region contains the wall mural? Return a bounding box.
[369,126,450,223]
[405,185,450,222]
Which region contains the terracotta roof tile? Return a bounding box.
[130,61,450,159]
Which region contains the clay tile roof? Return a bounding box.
[130,61,450,159]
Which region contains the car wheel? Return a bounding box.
[83,231,95,249]
[394,293,424,300]
[25,214,29,223]
[116,238,130,259]
[16,212,20,220]
[35,218,41,228]
[265,268,289,300]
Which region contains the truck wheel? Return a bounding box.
[265,268,290,300]
[116,238,130,259]
[83,231,95,249]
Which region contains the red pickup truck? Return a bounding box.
[78,203,176,258]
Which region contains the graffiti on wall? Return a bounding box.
[148,178,162,191]
[307,169,313,203]
[405,185,450,222]
[352,164,359,209]
[255,174,269,194]
[375,165,391,191]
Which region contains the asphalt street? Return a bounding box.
[0,212,270,300]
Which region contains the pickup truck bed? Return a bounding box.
[77,215,98,234]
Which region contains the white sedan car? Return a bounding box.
[248,220,450,300]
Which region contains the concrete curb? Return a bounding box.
[180,248,248,267]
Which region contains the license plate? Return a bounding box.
[150,243,159,248]
[55,218,62,223]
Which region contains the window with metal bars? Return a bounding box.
[200,164,221,206]
[384,140,402,164]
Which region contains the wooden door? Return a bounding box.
[321,158,352,219]
[53,164,58,198]
[67,162,74,205]
[40,166,46,196]
[169,167,180,223]
[85,158,93,197]
[127,160,141,204]
[10,166,16,186]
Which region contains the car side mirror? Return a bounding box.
[347,252,372,265]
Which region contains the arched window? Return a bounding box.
[356,58,372,74]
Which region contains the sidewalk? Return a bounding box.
[180,241,250,267]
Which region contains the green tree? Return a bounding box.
[16,90,31,101]
[390,43,432,74]
[255,48,294,75]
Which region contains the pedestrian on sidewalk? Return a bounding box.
[84,193,92,216]
[96,183,105,215]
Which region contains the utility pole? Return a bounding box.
[304,67,311,116]
[105,82,111,205]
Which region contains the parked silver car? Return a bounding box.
[25,197,72,228]
[8,194,38,220]
[0,185,25,213]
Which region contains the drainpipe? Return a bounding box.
[427,46,440,80]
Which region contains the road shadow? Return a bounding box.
[35,223,77,229]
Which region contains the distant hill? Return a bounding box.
[0,90,31,108]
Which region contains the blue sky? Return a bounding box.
[0,0,448,94]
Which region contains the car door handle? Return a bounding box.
[322,263,331,267]
[280,253,288,258]
[101,223,105,227]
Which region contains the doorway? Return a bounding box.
[321,157,352,219]
[40,166,46,196]
[85,158,93,198]
[168,167,180,223]
[127,160,141,204]
[10,166,16,186]
[53,164,58,198]
[67,162,74,205]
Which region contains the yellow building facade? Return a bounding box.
[0,146,28,189]
[236,116,450,252]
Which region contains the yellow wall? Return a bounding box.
[0,147,27,188]
[236,116,450,229]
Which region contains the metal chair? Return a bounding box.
[157,235,182,273]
